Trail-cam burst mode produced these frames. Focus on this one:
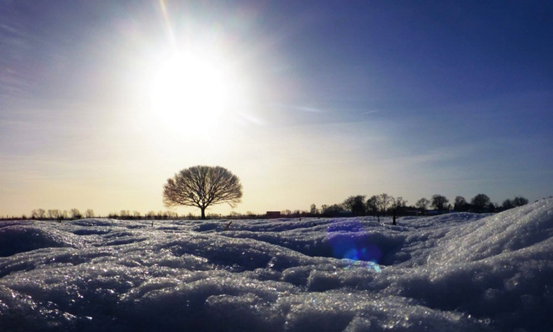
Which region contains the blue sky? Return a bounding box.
[1,1,552,217]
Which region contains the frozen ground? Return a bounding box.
[1,199,552,332]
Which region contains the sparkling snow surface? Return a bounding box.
[1,199,552,332]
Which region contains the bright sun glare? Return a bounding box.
[150,51,232,134]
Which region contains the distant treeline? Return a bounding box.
[1,194,550,221]
[311,193,535,219]
[4,208,267,221]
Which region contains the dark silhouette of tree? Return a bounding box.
[343,195,367,216]
[366,195,379,218]
[163,165,243,219]
[377,193,393,216]
[391,197,407,224]
[47,209,61,220]
[512,196,529,207]
[310,204,318,215]
[454,196,469,211]
[487,202,499,212]
[85,209,95,218]
[502,196,529,210]
[70,208,82,219]
[416,198,430,215]
[471,194,490,211]
[321,204,345,217]
[431,194,449,211]
[502,199,515,210]
[392,197,407,212]
[31,209,46,219]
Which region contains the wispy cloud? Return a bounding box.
[360,110,380,115]
[274,103,325,114]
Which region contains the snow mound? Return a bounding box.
[434,199,553,264]
[1,199,552,331]
[0,222,84,257]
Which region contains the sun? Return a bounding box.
[149,51,232,134]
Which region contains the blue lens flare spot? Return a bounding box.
[327,219,383,273]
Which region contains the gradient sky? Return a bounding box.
[1,1,552,217]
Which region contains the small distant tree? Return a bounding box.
[416,198,430,215]
[392,197,407,211]
[454,196,469,211]
[163,165,243,219]
[229,211,242,218]
[321,204,345,217]
[85,209,95,218]
[70,208,82,219]
[487,201,499,212]
[310,204,318,216]
[471,194,491,211]
[512,196,529,207]
[366,195,379,217]
[502,199,514,210]
[431,194,449,211]
[47,209,61,220]
[32,209,46,219]
[377,193,393,216]
[343,195,367,216]
[165,211,178,219]
[502,196,529,210]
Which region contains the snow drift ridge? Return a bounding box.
[0,199,552,332]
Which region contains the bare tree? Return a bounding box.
[321,204,344,217]
[416,198,430,214]
[47,209,61,220]
[431,194,449,211]
[390,197,407,224]
[32,209,46,219]
[454,196,469,211]
[163,165,243,219]
[392,197,407,210]
[343,195,367,216]
[366,196,379,218]
[471,194,490,211]
[310,204,318,215]
[377,193,393,216]
[70,208,82,219]
[502,199,514,210]
[512,196,529,207]
[85,209,95,218]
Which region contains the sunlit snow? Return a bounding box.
[1,199,552,331]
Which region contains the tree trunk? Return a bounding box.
[200,207,206,220]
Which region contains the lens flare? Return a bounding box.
[342,259,382,273]
[327,219,382,273]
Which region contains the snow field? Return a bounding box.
[1,199,552,331]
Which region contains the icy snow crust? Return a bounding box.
[1,199,552,332]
